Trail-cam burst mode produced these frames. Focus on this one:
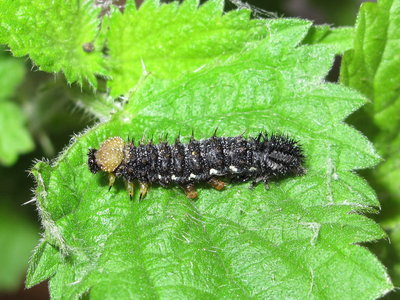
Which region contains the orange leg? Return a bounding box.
[208,178,225,190]
[184,184,198,199]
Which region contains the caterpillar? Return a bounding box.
[87,132,305,199]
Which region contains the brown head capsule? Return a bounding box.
[88,137,125,173]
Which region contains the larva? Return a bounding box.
[88,132,305,199]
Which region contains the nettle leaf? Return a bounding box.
[0,0,107,87]
[302,25,354,54]
[106,0,269,97]
[0,102,34,165]
[0,203,38,292]
[341,0,400,134]
[27,16,393,299]
[0,53,34,166]
[0,50,25,101]
[341,0,400,286]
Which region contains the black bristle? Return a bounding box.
[87,149,101,174]
[107,133,305,188]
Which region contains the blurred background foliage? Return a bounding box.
[0,0,388,299]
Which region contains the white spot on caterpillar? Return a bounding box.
[249,167,257,172]
[209,168,219,175]
[171,175,177,180]
[189,173,197,179]
[269,161,279,169]
[229,166,238,173]
[158,175,162,179]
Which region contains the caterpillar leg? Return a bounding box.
[263,177,270,190]
[263,181,270,190]
[208,178,225,190]
[139,182,149,201]
[250,176,270,190]
[126,181,135,200]
[250,177,264,189]
[184,183,198,199]
[108,173,116,191]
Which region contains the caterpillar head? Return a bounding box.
[88,137,125,174]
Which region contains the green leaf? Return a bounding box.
[0,203,38,292]
[0,0,107,87]
[0,102,34,166]
[26,239,61,289]
[106,0,269,97]
[341,0,400,134]
[0,53,34,166]
[28,15,393,299]
[302,25,354,54]
[341,0,400,287]
[0,50,25,101]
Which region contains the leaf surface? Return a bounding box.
[0,0,106,87]
[0,51,25,101]
[341,0,400,288]
[0,203,38,291]
[106,0,269,97]
[0,52,33,166]
[302,25,354,54]
[27,11,393,299]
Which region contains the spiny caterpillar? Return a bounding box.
[88,132,305,199]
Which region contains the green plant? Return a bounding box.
[341,0,400,290]
[0,0,399,298]
[0,49,33,166]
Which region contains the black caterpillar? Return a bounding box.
[88,133,305,199]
